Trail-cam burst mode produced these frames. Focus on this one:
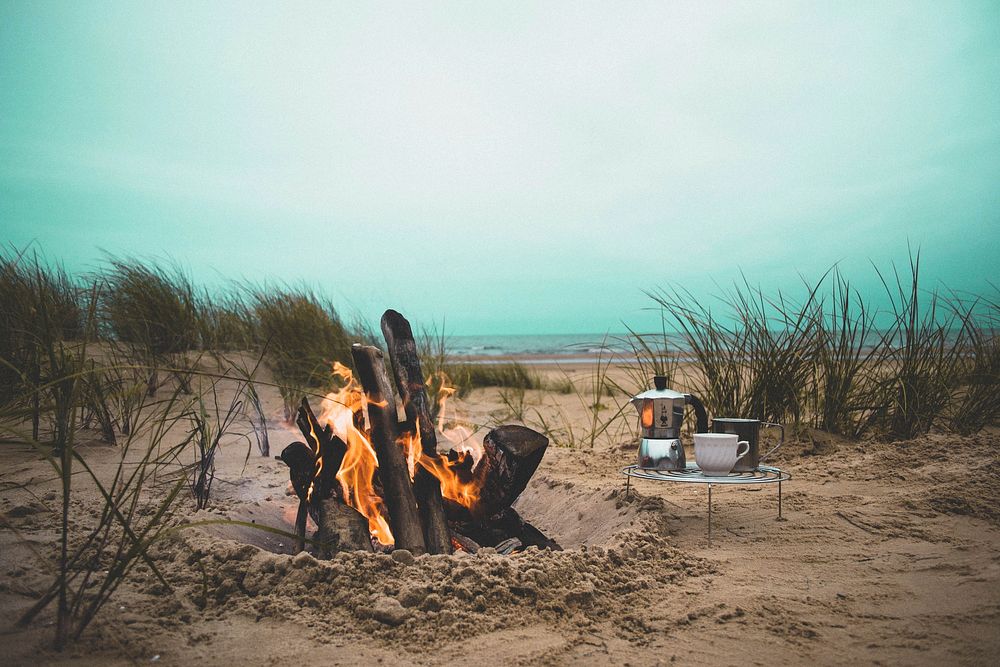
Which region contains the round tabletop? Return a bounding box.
[621,463,791,485]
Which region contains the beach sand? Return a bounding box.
[1,360,998,665]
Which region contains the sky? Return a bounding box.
[2,1,998,334]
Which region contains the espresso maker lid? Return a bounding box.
[631,387,686,401]
[631,375,685,402]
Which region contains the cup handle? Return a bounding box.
[736,440,750,460]
[759,422,784,461]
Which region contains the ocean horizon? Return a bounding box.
[447,333,629,357]
[446,333,660,361]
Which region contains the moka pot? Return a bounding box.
[631,376,708,471]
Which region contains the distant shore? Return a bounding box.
[451,353,609,365]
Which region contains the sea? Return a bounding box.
[447,333,645,363]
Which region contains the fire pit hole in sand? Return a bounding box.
[205,311,642,559]
[207,477,641,558]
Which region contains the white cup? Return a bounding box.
[694,433,750,476]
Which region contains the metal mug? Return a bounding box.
[709,418,784,472]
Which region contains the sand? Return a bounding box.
[1,362,999,665]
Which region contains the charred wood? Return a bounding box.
[279,441,314,551]
[495,537,523,556]
[475,425,548,519]
[449,507,562,552]
[279,441,313,500]
[438,425,549,522]
[316,497,374,556]
[449,531,481,554]
[295,397,347,502]
[381,309,452,554]
[350,344,426,554]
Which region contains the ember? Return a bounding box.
[280,309,560,557]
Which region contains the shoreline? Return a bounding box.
[450,353,610,365]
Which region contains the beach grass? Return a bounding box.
[645,251,998,440]
[947,290,1000,435]
[100,258,203,395]
[249,285,357,420]
[649,274,824,431]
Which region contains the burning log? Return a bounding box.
[436,425,561,552]
[473,425,548,520]
[278,441,313,552]
[381,309,452,555]
[450,531,481,554]
[449,507,562,552]
[434,425,549,521]
[288,398,365,555]
[350,344,426,554]
[445,424,562,552]
[495,537,523,556]
[316,497,374,555]
[295,397,346,502]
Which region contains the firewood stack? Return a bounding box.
[279,309,561,557]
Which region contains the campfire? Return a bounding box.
[279,309,560,556]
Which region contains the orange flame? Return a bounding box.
[308,363,487,546]
[418,443,482,510]
[405,374,486,511]
[432,372,484,470]
[314,362,393,545]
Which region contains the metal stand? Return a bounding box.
[708,483,712,545]
[621,464,791,545]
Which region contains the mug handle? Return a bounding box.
[735,440,750,460]
[759,422,784,462]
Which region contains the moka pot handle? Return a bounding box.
[684,394,708,433]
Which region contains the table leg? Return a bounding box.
[625,474,631,499]
[707,483,712,546]
[778,480,783,520]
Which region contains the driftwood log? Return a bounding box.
[439,425,561,552]
[436,424,550,521]
[294,397,346,502]
[474,425,548,519]
[278,440,313,552]
[381,309,452,554]
[450,506,562,551]
[350,344,426,554]
[316,497,373,556]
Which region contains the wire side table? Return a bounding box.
[621,464,791,544]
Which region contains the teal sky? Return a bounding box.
[2,2,998,334]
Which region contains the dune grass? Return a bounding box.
[197,290,257,353]
[447,362,542,392]
[0,248,84,423]
[808,271,883,437]
[866,253,967,439]
[0,268,192,649]
[100,258,202,395]
[947,290,1000,435]
[610,320,680,397]
[649,274,824,431]
[645,252,998,441]
[250,285,358,420]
